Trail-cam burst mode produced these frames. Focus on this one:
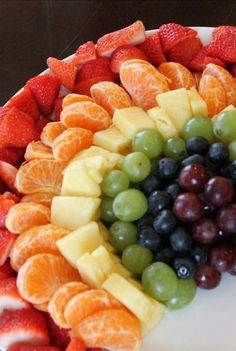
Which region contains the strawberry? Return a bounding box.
[76,58,115,82]
[72,41,97,67]
[0,107,10,121]
[74,76,113,96]
[0,309,49,348]
[230,64,236,77]
[0,277,31,313]
[0,161,18,193]
[53,97,64,121]
[36,118,49,135]
[110,45,148,73]
[159,23,197,53]
[6,87,40,122]
[0,147,25,165]
[8,345,60,351]
[138,32,166,66]
[0,259,15,279]
[46,314,70,350]
[47,58,78,91]
[0,107,39,149]
[167,37,203,67]
[65,338,86,351]
[0,198,15,228]
[0,191,20,203]
[26,74,61,116]
[207,26,236,63]
[0,229,16,266]
[190,46,225,71]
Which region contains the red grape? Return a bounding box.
[229,259,236,276]
[194,265,221,289]
[204,177,234,207]
[179,164,209,193]
[173,193,203,222]
[209,243,236,272]
[192,217,218,244]
[217,204,236,234]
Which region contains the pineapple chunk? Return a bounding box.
[61,161,101,197]
[77,253,106,288]
[97,220,109,241]
[51,196,101,230]
[156,88,193,132]
[91,245,116,276]
[102,273,166,335]
[187,89,208,117]
[113,107,156,140]
[93,126,130,153]
[113,262,132,278]
[147,107,178,139]
[56,221,105,267]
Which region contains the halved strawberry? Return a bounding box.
[72,41,97,68]
[110,45,148,73]
[0,198,15,228]
[0,161,18,193]
[73,76,114,96]
[53,97,64,121]
[0,259,15,279]
[7,345,60,351]
[6,87,40,122]
[229,63,236,77]
[76,58,115,82]
[0,192,20,203]
[0,309,49,348]
[0,148,25,165]
[46,314,70,351]
[36,118,50,135]
[47,58,78,91]
[0,229,16,266]
[138,32,166,66]
[207,26,236,63]
[0,277,31,313]
[26,74,61,116]
[65,338,86,351]
[167,37,203,67]
[190,46,225,71]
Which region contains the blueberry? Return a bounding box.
[208,142,229,166]
[191,245,208,267]
[155,246,175,264]
[229,161,236,182]
[140,174,163,196]
[153,209,177,235]
[164,183,181,200]
[181,154,205,168]
[136,214,154,230]
[148,190,172,215]
[169,227,192,252]
[186,136,210,156]
[156,157,179,180]
[137,226,162,250]
[172,257,196,279]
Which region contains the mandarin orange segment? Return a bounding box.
[41,122,67,147]
[120,59,169,110]
[52,128,93,162]
[64,289,124,328]
[60,101,112,132]
[199,74,227,117]
[17,253,80,304]
[25,141,53,161]
[62,94,94,109]
[15,159,67,195]
[10,224,69,271]
[48,281,89,328]
[5,202,50,234]
[33,302,49,312]
[20,192,55,208]
[72,309,141,351]
[203,63,236,106]
[159,62,196,90]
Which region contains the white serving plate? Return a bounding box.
[6,26,236,351]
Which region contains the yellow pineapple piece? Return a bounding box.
[77,253,106,288]
[93,126,130,153]
[147,107,178,139]
[187,89,208,117]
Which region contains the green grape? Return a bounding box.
[166,278,197,310]
[101,170,130,198]
[142,262,178,302]
[213,110,236,143]
[122,244,154,275]
[229,140,236,161]
[164,137,187,161]
[100,197,117,223]
[113,189,148,222]
[132,129,164,159]
[109,221,138,252]
[122,152,151,183]
[182,116,214,143]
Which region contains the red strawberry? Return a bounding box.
[8,345,60,351]
[0,309,49,348]
[0,259,15,279]
[47,58,77,91]
[6,87,40,122]
[36,118,49,135]
[0,147,25,165]
[0,161,18,193]
[26,74,61,116]
[110,45,148,73]
[190,46,225,71]
[230,64,236,77]
[0,107,39,149]
[73,41,97,67]
[76,58,115,82]
[167,37,203,67]
[0,107,10,121]
[159,23,197,53]
[46,314,70,350]
[0,277,31,313]
[0,191,20,203]
[74,76,113,96]
[53,97,64,121]
[0,198,15,228]
[65,338,86,351]
[0,229,16,266]
[138,32,166,66]
[207,26,236,63]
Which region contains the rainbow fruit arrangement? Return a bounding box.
[0,20,236,351]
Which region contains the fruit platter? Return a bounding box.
[0,20,236,351]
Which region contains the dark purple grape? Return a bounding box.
[155,246,175,264]
[204,177,234,207]
[194,265,221,289]
[229,259,236,275]
[173,193,203,222]
[179,164,209,193]
[209,243,236,272]
[191,245,208,267]
[192,217,218,244]
[217,204,236,234]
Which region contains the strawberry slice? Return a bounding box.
[7,345,60,351]
[65,338,86,351]
[47,58,78,91]
[0,192,20,203]
[36,118,50,135]
[53,97,64,121]
[167,37,203,67]
[230,63,236,77]
[6,87,40,122]
[0,259,15,279]
[207,26,236,63]
[159,23,197,53]
[0,309,49,348]
[73,76,113,96]
[0,229,16,266]
[26,74,61,116]
[0,198,15,228]
[0,147,25,166]
[190,46,225,71]
[76,58,115,82]
[138,32,166,66]
[0,277,31,313]
[72,41,97,68]
[96,20,146,57]
[46,314,70,351]
[110,45,148,73]
[0,161,18,192]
